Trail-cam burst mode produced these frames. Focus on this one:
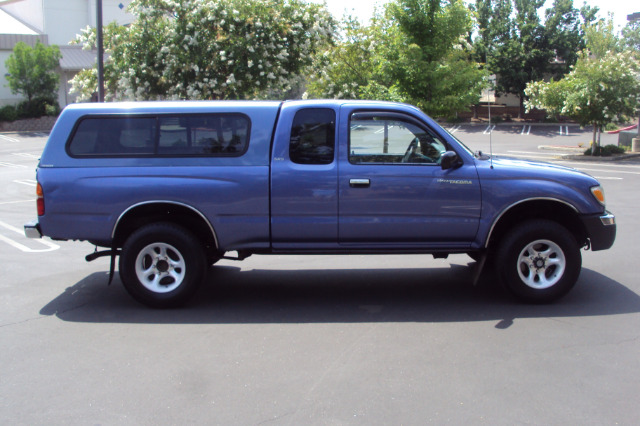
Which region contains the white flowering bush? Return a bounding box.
[526,50,640,138]
[70,0,335,101]
[526,50,640,155]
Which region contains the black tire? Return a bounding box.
[495,220,581,303]
[119,222,206,308]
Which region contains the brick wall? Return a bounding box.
[0,116,58,132]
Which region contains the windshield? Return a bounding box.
[440,126,475,157]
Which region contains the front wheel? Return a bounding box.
[496,220,581,303]
[119,222,206,308]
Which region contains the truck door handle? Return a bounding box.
[349,179,370,188]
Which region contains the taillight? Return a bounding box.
[36,182,45,216]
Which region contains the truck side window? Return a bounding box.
[349,113,446,165]
[289,108,335,165]
[68,114,250,157]
[68,117,156,156]
[158,115,249,155]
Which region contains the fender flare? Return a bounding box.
[112,200,219,249]
[484,197,578,248]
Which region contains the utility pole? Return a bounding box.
[96,0,105,102]
[626,12,640,151]
[629,13,640,138]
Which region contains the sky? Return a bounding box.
[312,0,638,32]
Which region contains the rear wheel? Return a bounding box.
[496,220,581,303]
[119,222,206,308]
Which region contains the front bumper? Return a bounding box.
[581,211,616,251]
[24,220,42,239]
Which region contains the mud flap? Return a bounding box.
[85,246,121,285]
[472,252,488,286]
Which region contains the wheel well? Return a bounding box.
[113,202,218,254]
[487,200,588,251]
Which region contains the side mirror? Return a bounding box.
[440,151,461,170]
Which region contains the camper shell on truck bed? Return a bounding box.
[25,100,616,307]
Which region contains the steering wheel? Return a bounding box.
[402,138,437,163]
[402,138,419,163]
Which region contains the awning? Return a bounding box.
[59,46,97,71]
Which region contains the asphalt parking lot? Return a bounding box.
[1,126,639,424]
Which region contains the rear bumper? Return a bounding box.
[24,220,42,239]
[581,211,616,251]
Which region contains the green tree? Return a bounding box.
[622,21,640,52]
[526,49,640,153]
[621,20,640,137]
[473,0,597,118]
[543,0,598,77]
[70,0,335,101]
[386,0,486,116]
[5,41,61,103]
[306,16,386,100]
[584,17,622,59]
[308,0,486,118]
[496,0,551,117]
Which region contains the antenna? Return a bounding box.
[489,89,493,169]
[487,73,494,169]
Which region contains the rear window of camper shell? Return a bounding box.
[66,113,251,157]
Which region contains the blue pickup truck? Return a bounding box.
[25,100,616,307]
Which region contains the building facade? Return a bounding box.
[0,0,133,107]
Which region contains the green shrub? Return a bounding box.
[584,144,626,156]
[45,103,60,117]
[16,97,59,119]
[0,105,18,122]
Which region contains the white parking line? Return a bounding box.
[506,150,559,156]
[13,179,37,187]
[569,167,640,175]
[521,125,531,135]
[0,134,19,142]
[12,152,40,159]
[559,161,640,170]
[559,125,570,135]
[0,220,59,252]
[0,161,27,168]
[0,199,34,205]
[495,155,556,161]
[448,125,461,133]
[374,125,395,134]
[483,125,496,134]
[490,153,635,180]
[493,152,560,160]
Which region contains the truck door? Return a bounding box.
[270,105,339,249]
[338,107,481,247]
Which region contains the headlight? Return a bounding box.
[590,185,606,206]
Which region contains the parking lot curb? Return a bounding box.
[560,153,640,161]
[536,145,640,161]
[538,145,585,152]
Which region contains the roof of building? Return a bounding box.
[59,46,97,71]
[0,7,48,50]
[0,8,38,35]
